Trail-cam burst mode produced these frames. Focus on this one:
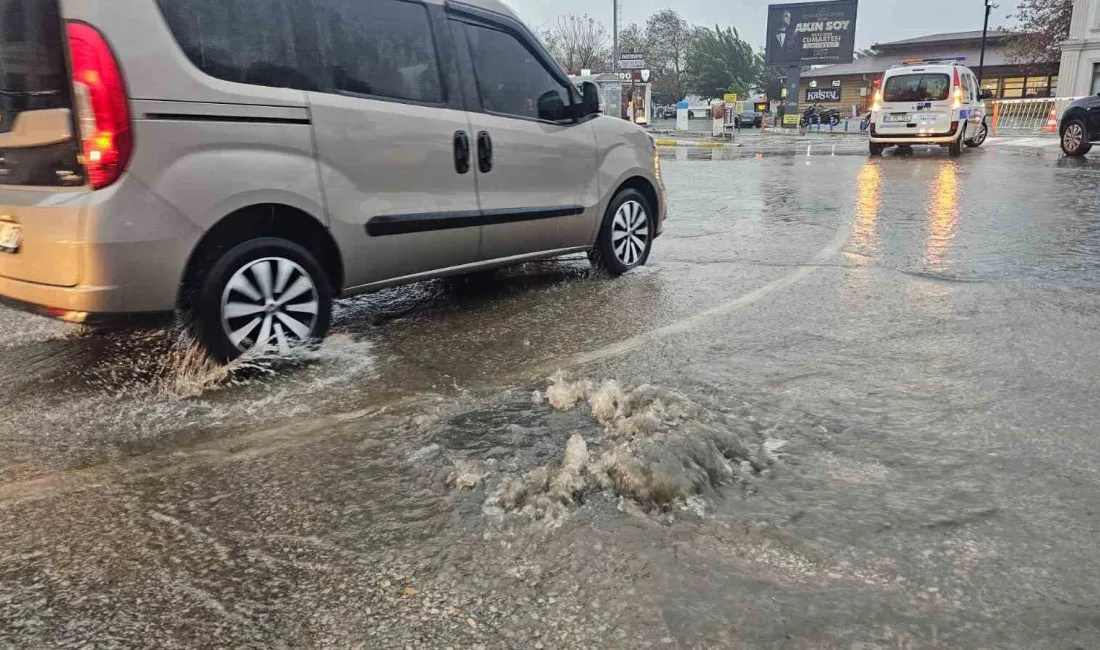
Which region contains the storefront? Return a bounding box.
[800,30,1060,114]
[617,71,652,126]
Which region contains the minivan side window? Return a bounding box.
[463,23,572,122]
[313,0,442,104]
[157,0,442,104]
[156,0,314,90]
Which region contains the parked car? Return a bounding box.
[0,0,666,361]
[737,110,763,128]
[1059,95,1100,157]
[868,58,990,156]
[662,106,677,119]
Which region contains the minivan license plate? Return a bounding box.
[884,114,910,123]
[0,223,22,253]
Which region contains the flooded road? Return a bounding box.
[3,136,1100,647]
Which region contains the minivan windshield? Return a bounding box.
[883,73,951,103]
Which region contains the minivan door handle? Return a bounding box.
[453,130,470,174]
[477,131,492,173]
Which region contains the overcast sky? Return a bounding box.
[502,0,1017,51]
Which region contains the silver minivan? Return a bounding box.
[0,0,665,360]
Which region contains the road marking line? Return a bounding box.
[544,220,853,372]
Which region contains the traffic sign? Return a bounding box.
[618,52,646,70]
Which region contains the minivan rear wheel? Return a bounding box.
[590,188,653,276]
[965,121,988,148]
[193,238,333,362]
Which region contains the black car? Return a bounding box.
[1060,95,1100,156]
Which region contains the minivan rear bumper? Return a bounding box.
[0,174,201,324]
[870,125,961,145]
[0,280,173,326]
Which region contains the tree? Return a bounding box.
[615,12,701,104]
[688,26,758,101]
[618,23,645,56]
[755,64,786,103]
[644,10,699,104]
[543,14,612,75]
[1006,0,1074,67]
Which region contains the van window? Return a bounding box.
[883,74,950,103]
[313,0,442,103]
[0,0,80,187]
[156,0,316,90]
[463,23,571,121]
[1,0,68,125]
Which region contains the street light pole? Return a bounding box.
[612,0,619,68]
[978,0,993,85]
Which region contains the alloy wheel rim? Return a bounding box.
[220,257,320,354]
[612,200,649,266]
[1065,124,1084,151]
[974,123,987,145]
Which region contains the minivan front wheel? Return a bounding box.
[194,238,333,362]
[590,188,653,276]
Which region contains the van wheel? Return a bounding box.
[965,121,988,148]
[193,237,332,362]
[1061,119,1092,157]
[869,142,885,156]
[589,188,653,276]
[948,128,964,157]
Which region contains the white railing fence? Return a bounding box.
[990,97,1083,137]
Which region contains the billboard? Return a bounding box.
[765,1,858,66]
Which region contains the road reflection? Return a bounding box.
[838,161,882,311]
[853,161,882,254]
[925,161,960,271]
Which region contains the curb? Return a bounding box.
[653,139,737,148]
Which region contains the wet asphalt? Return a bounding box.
[2,133,1100,648]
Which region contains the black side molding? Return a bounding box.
[143,113,311,125]
[367,206,584,237]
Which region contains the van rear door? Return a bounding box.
[0,0,86,288]
[0,0,81,187]
[878,71,954,136]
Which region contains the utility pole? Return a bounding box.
[612,0,619,69]
[978,0,993,85]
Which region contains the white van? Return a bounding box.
[868,59,991,156]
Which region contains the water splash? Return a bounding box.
[479,376,783,524]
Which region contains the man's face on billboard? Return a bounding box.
[781,11,791,28]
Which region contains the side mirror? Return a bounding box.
[979,89,994,100]
[537,90,567,122]
[580,81,601,118]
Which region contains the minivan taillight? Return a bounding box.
[66,23,132,190]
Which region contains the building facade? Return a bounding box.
[1057,0,1100,96]
[799,31,1059,115]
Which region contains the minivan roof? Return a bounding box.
[449,0,520,21]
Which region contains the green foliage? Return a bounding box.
[615,11,697,105]
[755,64,786,103]
[687,26,759,101]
